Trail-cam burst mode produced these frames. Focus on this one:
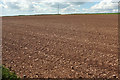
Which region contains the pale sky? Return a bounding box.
[0,0,119,16]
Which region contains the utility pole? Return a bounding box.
[118,1,120,13]
[58,3,59,14]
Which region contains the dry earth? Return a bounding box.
[2,15,118,78]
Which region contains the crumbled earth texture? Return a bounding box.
[2,15,118,78]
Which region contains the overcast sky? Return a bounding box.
[0,0,119,16]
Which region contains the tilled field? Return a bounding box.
[2,15,118,78]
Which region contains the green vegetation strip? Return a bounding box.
[2,66,20,80]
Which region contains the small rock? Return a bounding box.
[23,75,27,78]
[71,66,74,69]
[24,47,28,49]
[71,69,74,72]
[35,58,39,61]
[22,66,25,69]
[113,75,117,78]
[35,73,39,77]
[28,56,31,58]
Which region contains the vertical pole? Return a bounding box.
[58,3,59,14]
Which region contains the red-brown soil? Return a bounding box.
[2,15,118,78]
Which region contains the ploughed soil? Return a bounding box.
[2,15,118,78]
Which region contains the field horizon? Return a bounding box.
[1,12,120,17]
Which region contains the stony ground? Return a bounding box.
[2,15,118,78]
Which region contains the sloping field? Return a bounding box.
[2,15,118,78]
